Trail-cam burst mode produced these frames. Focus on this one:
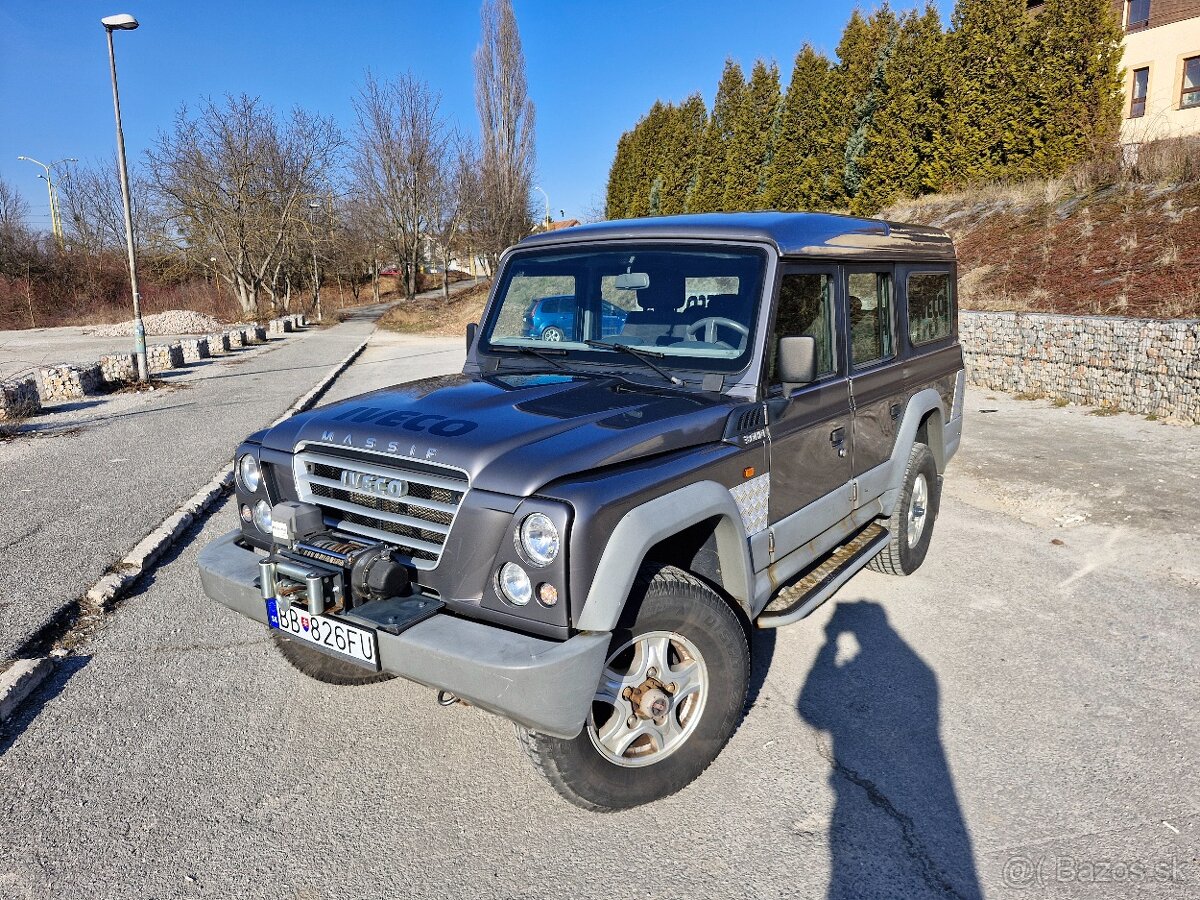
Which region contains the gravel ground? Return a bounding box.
[0,364,1195,899]
[90,310,230,338]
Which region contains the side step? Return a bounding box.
[756,523,890,628]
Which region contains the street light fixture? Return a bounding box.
[102,12,148,382]
[534,185,551,226]
[16,156,76,248]
[308,199,323,322]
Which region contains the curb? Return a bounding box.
[0,335,371,723]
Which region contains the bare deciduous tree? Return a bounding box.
[352,72,449,301]
[474,0,536,266]
[147,94,342,317]
[429,136,478,296]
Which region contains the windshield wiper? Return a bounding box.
[494,344,567,370]
[584,339,684,386]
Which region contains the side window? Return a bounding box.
[847,272,893,368]
[771,273,835,384]
[908,273,954,345]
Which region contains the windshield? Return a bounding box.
[482,244,768,374]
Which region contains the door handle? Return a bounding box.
[889,402,901,420]
[830,426,845,446]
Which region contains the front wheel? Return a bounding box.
[518,565,749,811]
[540,325,565,342]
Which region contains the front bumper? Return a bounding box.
[198,529,610,738]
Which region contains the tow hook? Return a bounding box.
[437,690,461,707]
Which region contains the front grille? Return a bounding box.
[293,446,469,567]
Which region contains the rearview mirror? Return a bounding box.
[615,272,650,291]
[466,322,477,353]
[778,335,817,390]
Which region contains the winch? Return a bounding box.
[258,501,416,616]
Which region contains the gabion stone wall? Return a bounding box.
[0,376,41,420]
[226,329,245,349]
[39,363,103,401]
[207,333,231,354]
[147,343,185,373]
[99,353,136,384]
[180,338,211,363]
[960,312,1200,424]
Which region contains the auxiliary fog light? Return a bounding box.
[237,453,262,493]
[240,504,253,524]
[498,562,532,606]
[537,583,559,607]
[252,499,273,535]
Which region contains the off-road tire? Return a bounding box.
[869,441,940,575]
[271,631,395,686]
[517,564,750,812]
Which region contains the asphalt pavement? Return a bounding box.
[0,349,1196,898]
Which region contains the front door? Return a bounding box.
[765,265,853,555]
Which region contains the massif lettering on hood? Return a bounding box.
[330,405,479,437]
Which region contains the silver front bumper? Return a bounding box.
[198,529,609,738]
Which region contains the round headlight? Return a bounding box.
[238,453,262,493]
[498,562,532,606]
[519,513,560,567]
[252,499,273,534]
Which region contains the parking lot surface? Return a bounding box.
[0,342,1195,899]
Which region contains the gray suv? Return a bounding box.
[199,212,964,810]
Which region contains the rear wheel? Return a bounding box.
[518,565,749,811]
[869,441,940,575]
[271,632,394,686]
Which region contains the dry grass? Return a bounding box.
[378,282,492,336]
[884,137,1200,320]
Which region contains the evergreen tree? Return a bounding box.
[851,4,947,213]
[1026,0,1124,175]
[687,59,746,212]
[936,0,1036,186]
[605,131,634,219]
[658,95,707,216]
[841,6,900,202]
[722,59,781,211]
[763,45,836,211]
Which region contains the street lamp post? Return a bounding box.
[308,199,322,322]
[534,185,551,226]
[16,156,76,249]
[102,13,148,382]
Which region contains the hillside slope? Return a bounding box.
[885,177,1199,320]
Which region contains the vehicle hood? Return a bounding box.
[263,373,732,495]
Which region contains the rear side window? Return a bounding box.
[847,272,893,367]
[907,273,953,345]
[771,273,836,383]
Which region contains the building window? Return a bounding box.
[1126,0,1150,30]
[1131,67,1149,118]
[1184,57,1200,109]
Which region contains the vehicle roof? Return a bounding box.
[518,211,955,262]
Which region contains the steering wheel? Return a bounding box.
[686,316,749,351]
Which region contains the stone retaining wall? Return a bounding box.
[0,376,41,420]
[960,312,1200,423]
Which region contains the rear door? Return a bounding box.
[765,265,853,553]
[843,265,900,482]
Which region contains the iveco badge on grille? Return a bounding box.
[340,469,408,498]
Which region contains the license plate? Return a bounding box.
[267,599,380,670]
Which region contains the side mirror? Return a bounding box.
[778,335,817,390]
[465,322,477,353]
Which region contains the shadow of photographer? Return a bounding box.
[798,599,981,899]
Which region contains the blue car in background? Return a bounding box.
[524,295,629,342]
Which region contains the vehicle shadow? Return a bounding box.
[797,599,981,900]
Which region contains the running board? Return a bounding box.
[756,523,890,628]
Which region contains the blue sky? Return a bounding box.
[0,1,953,231]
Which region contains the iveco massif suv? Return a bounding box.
[198,212,965,810]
